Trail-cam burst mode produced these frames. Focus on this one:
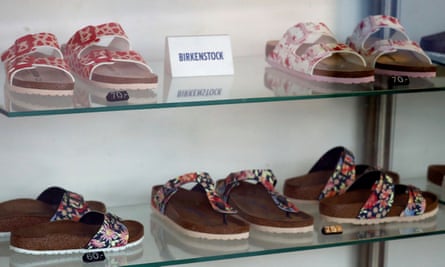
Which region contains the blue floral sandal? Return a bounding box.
[216,169,314,233]
[319,170,439,224]
[10,211,144,255]
[151,172,250,240]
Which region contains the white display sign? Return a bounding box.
[165,35,234,77]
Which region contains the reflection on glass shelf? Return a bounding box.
[0,201,443,267]
[1,57,445,117]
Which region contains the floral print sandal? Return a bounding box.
[216,169,314,233]
[1,33,75,96]
[319,170,439,225]
[10,211,144,255]
[151,172,249,240]
[62,22,158,90]
[266,22,374,84]
[0,186,105,233]
[347,15,436,77]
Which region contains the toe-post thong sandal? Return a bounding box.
[62,22,158,90]
[217,169,314,233]
[319,170,439,224]
[266,22,374,84]
[151,172,249,240]
[10,211,144,255]
[347,15,436,78]
[283,146,356,202]
[0,186,106,233]
[1,33,75,96]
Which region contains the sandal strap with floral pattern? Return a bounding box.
[347,15,436,77]
[1,33,75,95]
[63,22,157,89]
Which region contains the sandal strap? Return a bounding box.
[219,169,299,213]
[152,172,236,215]
[357,173,395,219]
[37,187,90,222]
[311,146,356,199]
[83,212,129,249]
[400,185,426,217]
[1,33,63,63]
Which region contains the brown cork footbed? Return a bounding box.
[283,165,400,201]
[10,218,143,252]
[375,51,436,73]
[319,186,438,223]
[221,181,313,231]
[151,185,249,238]
[427,165,445,186]
[265,40,374,79]
[0,199,105,233]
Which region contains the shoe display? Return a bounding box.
[266,22,374,84]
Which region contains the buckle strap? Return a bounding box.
[357,173,395,219]
[1,33,62,63]
[218,169,299,213]
[400,185,426,217]
[152,172,236,215]
[84,212,129,249]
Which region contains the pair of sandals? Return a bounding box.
[1,22,158,96]
[0,187,143,255]
[283,146,439,224]
[266,15,436,84]
[151,170,314,240]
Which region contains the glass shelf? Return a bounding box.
[1,56,445,117]
[3,190,445,267]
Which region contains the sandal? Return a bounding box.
[216,169,314,233]
[283,146,356,202]
[319,170,439,224]
[1,33,75,96]
[347,15,436,78]
[10,211,144,255]
[0,186,105,233]
[151,172,249,240]
[266,22,374,84]
[62,22,158,90]
[427,165,445,187]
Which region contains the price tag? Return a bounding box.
[82,251,106,263]
[106,90,130,102]
[388,76,410,88]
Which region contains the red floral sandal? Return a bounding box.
[62,22,158,90]
[151,172,249,240]
[266,22,374,84]
[347,15,436,77]
[1,33,75,96]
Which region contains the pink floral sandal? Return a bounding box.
[266,22,374,84]
[62,22,158,90]
[347,15,436,78]
[1,33,75,96]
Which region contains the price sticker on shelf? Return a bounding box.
[388,75,410,88]
[82,251,106,263]
[165,35,234,77]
